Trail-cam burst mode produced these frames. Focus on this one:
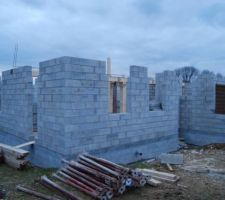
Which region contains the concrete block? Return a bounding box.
[64,80,81,87]
[159,153,184,164]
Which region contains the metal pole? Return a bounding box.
[53,173,107,200]
[40,176,81,200]
[79,155,120,177]
[62,168,113,199]
[16,185,61,200]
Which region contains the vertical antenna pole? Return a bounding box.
[13,43,18,68]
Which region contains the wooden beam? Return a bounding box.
[32,69,39,77]
[146,178,161,187]
[109,82,113,112]
[120,82,126,112]
[138,169,177,179]
[14,141,35,149]
[0,143,29,159]
[4,155,28,169]
[136,168,179,183]
[166,163,173,171]
[109,76,128,83]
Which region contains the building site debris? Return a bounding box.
[20,154,180,200]
[54,172,109,200]
[159,153,184,165]
[166,163,173,171]
[136,168,180,183]
[16,185,61,200]
[0,143,30,169]
[180,148,225,177]
[0,143,29,159]
[14,141,35,149]
[40,175,81,200]
[4,154,28,170]
[58,153,147,199]
[146,178,161,187]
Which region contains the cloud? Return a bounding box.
[200,2,225,27]
[1,0,225,76]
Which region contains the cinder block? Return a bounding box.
[159,153,183,164]
[64,80,81,87]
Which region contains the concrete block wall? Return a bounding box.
[0,66,33,143]
[35,56,180,167]
[35,56,107,165]
[127,66,149,112]
[1,58,224,167]
[156,71,181,114]
[180,71,225,145]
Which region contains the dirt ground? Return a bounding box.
[0,144,225,200]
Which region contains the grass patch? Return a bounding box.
[128,161,151,169]
[0,164,57,200]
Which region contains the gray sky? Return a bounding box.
[1,0,225,76]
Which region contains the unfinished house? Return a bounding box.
[0,56,181,167]
[0,56,224,167]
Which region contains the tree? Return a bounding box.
[175,66,199,83]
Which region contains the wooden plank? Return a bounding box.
[166,163,173,171]
[109,76,128,83]
[142,173,179,183]
[139,169,177,179]
[14,141,35,149]
[32,69,39,77]
[4,155,28,169]
[146,178,161,186]
[0,143,29,159]
[137,168,179,183]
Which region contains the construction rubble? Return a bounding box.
[16,153,179,200]
[0,141,35,169]
[0,143,29,169]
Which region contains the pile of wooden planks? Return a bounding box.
[136,168,180,184]
[0,141,34,169]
